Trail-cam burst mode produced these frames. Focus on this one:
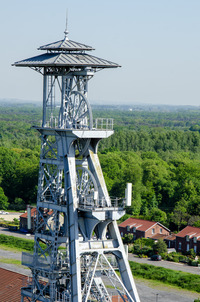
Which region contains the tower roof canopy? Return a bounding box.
[14,52,120,69]
[38,38,94,51]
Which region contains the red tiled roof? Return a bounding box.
[20,208,37,218]
[112,295,125,301]
[164,234,176,241]
[150,234,168,240]
[20,208,53,219]
[0,268,27,302]
[176,226,200,239]
[119,218,157,232]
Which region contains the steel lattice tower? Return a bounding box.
[14,26,140,302]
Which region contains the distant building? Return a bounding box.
[118,218,170,240]
[176,226,200,254]
[20,207,64,234]
[20,208,37,233]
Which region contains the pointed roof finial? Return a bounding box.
[64,10,69,39]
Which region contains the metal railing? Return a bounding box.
[93,118,114,130]
[33,118,114,131]
[78,197,125,210]
[22,252,51,269]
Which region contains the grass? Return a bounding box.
[0,258,22,266]
[0,234,35,252]
[0,243,27,253]
[129,261,200,293]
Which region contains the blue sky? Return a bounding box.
[1,0,200,106]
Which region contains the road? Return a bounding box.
[0,226,34,239]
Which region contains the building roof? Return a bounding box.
[14,52,120,69]
[119,218,170,233]
[20,208,53,219]
[14,31,120,70]
[119,218,155,232]
[176,226,200,239]
[150,234,169,240]
[20,208,37,218]
[164,234,176,241]
[0,268,27,302]
[38,38,94,51]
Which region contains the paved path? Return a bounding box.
[0,226,34,240]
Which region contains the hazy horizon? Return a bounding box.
[1,0,199,106]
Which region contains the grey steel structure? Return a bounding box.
[14,27,140,302]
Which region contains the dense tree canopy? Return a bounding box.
[0,103,200,231]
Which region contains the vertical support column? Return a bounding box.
[109,221,141,302]
[42,69,47,127]
[87,148,111,206]
[61,135,82,302]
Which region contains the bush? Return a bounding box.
[128,244,134,253]
[0,234,34,251]
[189,260,199,267]
[123,233,134,244]
[179,255,188,263]
[185,249,196,260]
[153,239,167,254]
[134,238,154,247]
[132,244,153,257]
[160,252,167,260]
[0,234,45,252]
[129,261,200,292]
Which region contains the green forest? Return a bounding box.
[1,102,200,232]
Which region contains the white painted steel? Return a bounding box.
[125,183,132,207]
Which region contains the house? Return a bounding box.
[164,233,176,249]
[176,226,200,254]
[20,208,37,233]
[20,207,64,234]
[118,218,170,240]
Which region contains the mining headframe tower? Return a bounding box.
[13,24,140,302]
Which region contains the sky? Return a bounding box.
[0,0,200,106]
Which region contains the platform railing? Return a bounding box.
[34,118,114,130]
[78,197,125,210]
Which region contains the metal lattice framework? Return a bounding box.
[14,28,140,302]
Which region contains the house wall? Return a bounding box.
[164,239,176,249]
[176,236,200,254]
[20,217,35,233]
[145,225,169,238]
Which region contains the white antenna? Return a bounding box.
[64,9,69,38]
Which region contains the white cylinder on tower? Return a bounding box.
[125,183,132,207]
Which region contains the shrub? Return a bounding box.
[129,261,200,292]
[160,252,167,260]
[134,238,154,247]
[128,244,134,253]
[189,260,199,267]
[0,234,45,252]
[179,255,188,263]
[153,239,167,254]
[185,249,196,260]
[123,233,134,244]
[132,244,153,256]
